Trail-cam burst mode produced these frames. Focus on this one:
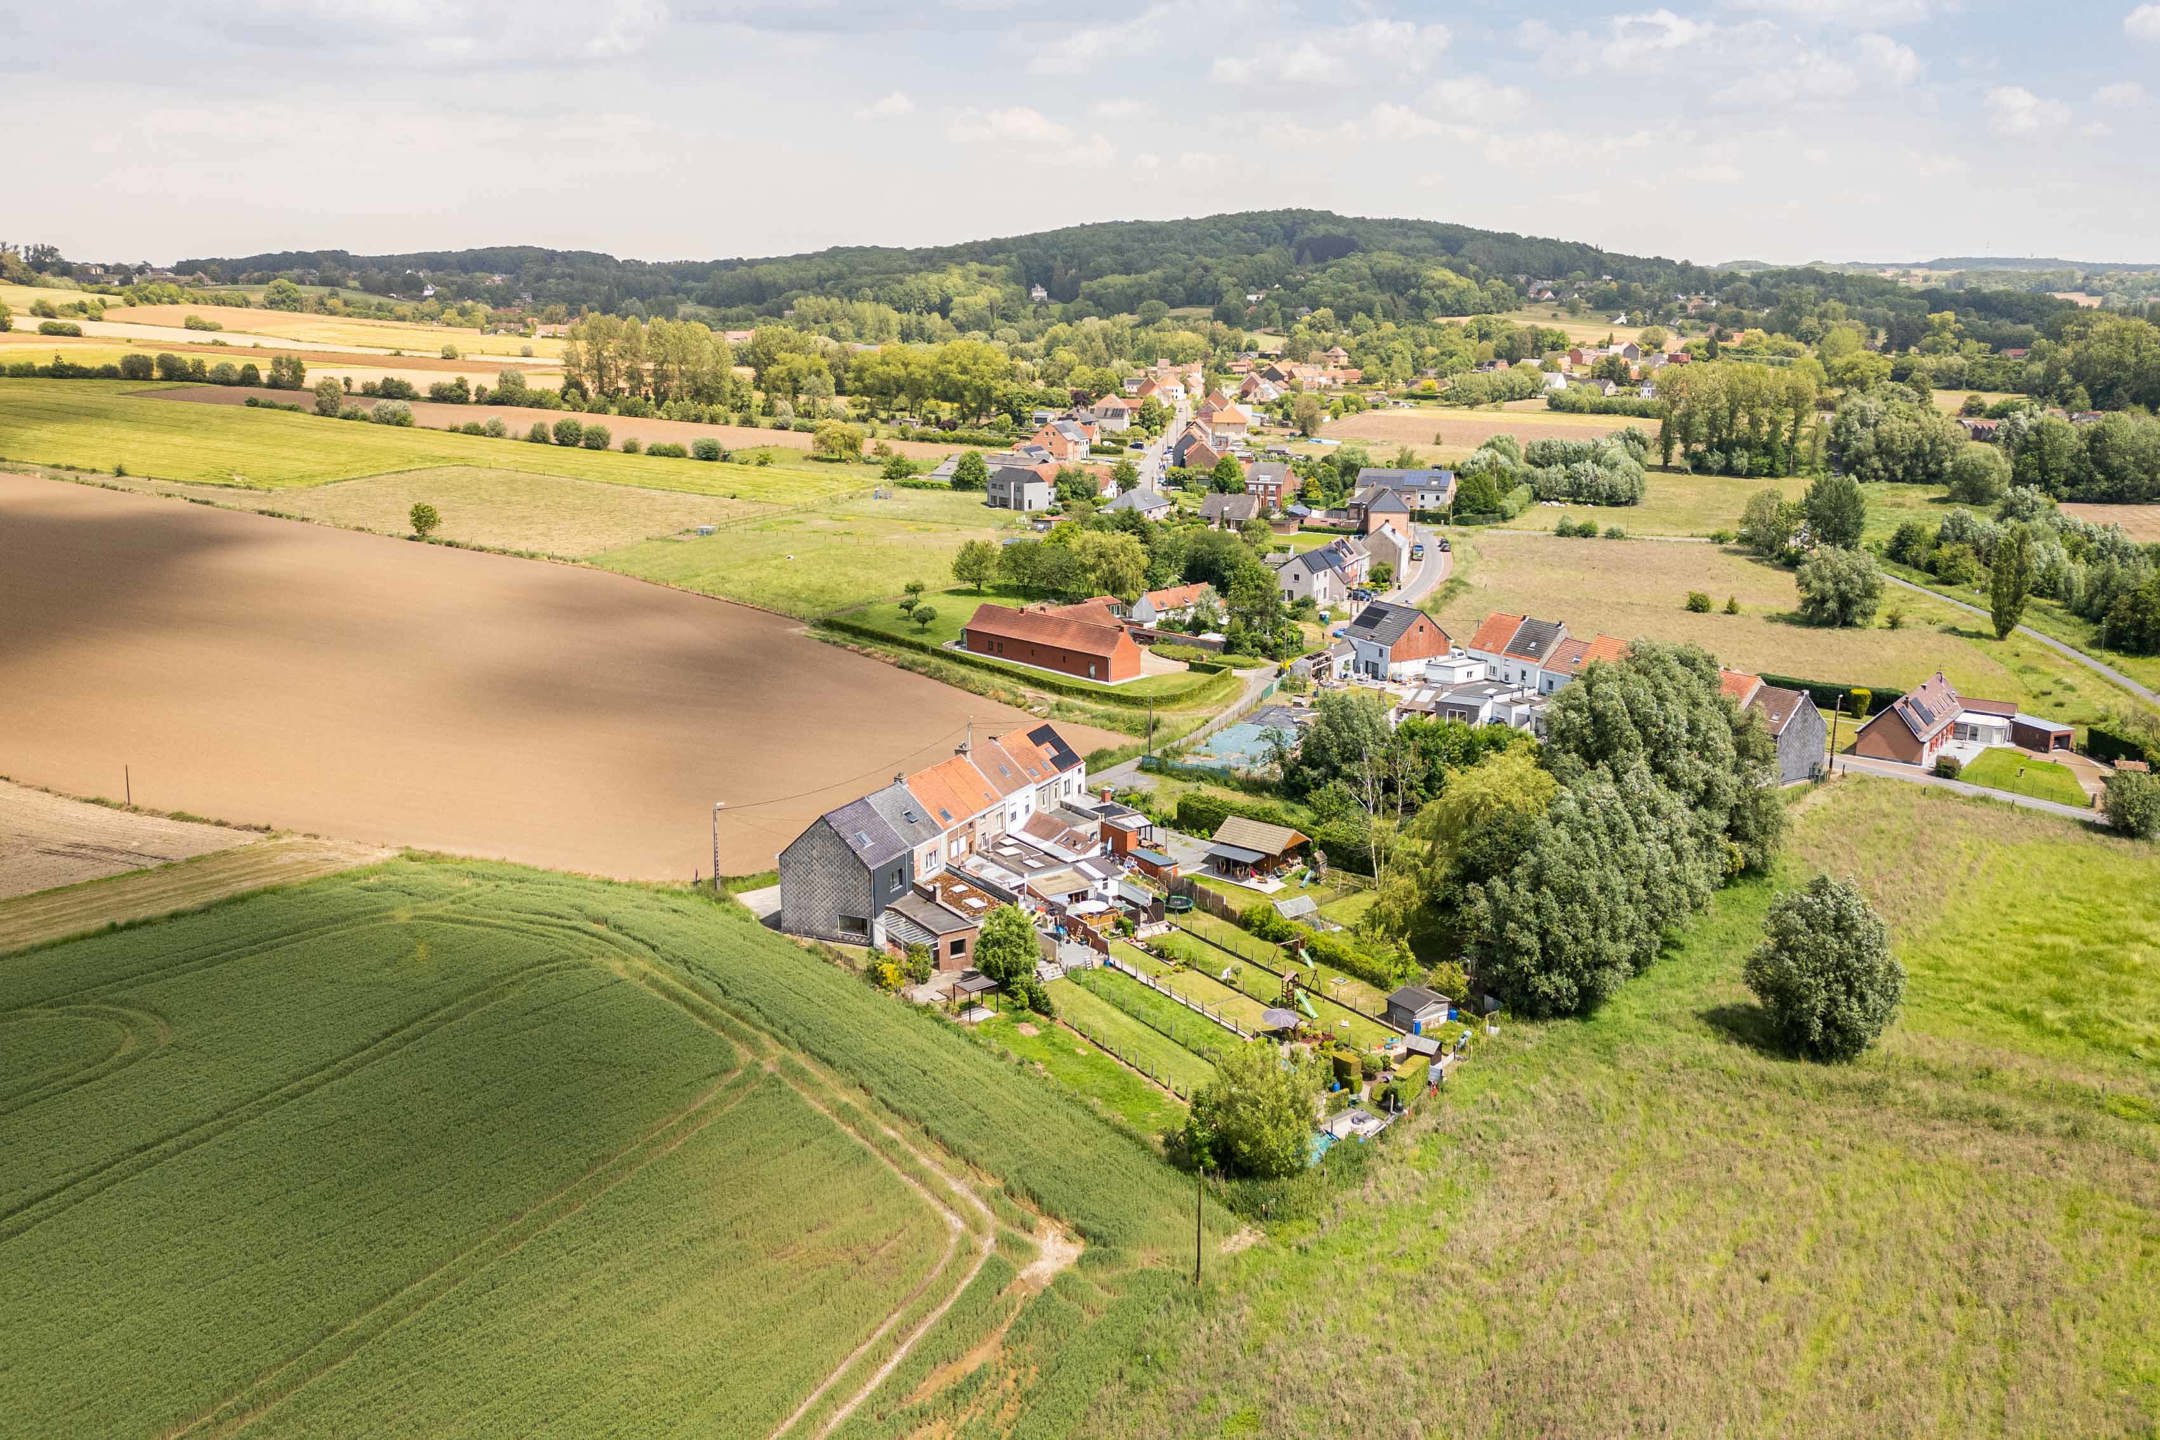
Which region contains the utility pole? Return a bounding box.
[1827,696,1844,778]
[1194,1167,1203,1287]
[124,765,131,808]
[711,801,725,892]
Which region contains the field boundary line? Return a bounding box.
[0,1003,169,1117]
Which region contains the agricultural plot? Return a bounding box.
[1315,402,1639,462]
[1432,529,2140,725]
[0,859,1207,1440]
[0,380,848,503]
[1497,472,1951,544]
[600,489,1030,618]
[0,776,252,899]
[117,302,566,360]
[0,473,1115,878]
[978,1009,1191,1137]
[1167,910,1392,1019]
[2062,502,2160,543]
[137,464,740,559]
[1087,778,2160,1438]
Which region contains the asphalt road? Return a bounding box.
[1881,572,2156,708]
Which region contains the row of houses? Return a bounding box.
[1295,606,1828,785]
[778,723,1138,960]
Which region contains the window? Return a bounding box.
[838,915,869,938]
[949,939,967,957]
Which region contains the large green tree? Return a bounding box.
[1743,876,1901,1061]
[1185,1041,1319,1179]
[1796,546,1883,628]
[1803,472,1866,549]
[1989,525,2032,639]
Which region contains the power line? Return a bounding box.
[713,722,983,814]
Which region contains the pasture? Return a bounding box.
[1431,529,2142,725]
[1502,472,1951,543]
[1317,400,1641,461]
[1435,305,1661,346]
[117,301,566,359]
[0,858,1204,1439]
[2064,502,2160,543]
[141,464,741,559]
[1087,778,2160,1438]
[601,492,1030,618]
[0,380,848,502]
[165,385,970,462]
[0,473,1115,877]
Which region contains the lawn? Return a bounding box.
[1077,963,1244,1063]
[0,858,1209,1439]
[1084,778,2160,1438]
[1431,528,2142,727]
[598,489,1030,617]
[0,379,852,503]
[1953,746,2091,807]
[1044,977,1217,1097]
[978,1009,1190,1137]
[1166,910,1393,1024]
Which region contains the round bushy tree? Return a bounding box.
[1744,875,1902,1061]
[1186,1041,1319,1179]
[2102,770,2160,839]
[1796,546,1883,628]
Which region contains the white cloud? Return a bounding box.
[1423,75,1528,118]
[1855,32,1922,85]
[1604,8,1707,66]
[1985,85,2069,135]
[2098,81,2148,107]
[1728,0,1948,24]
[2128,4,2160,41]
[947,105,1113,164]
[856,90,913,118]
[1213,18,1449,84]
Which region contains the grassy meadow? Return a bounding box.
[1085,778,2160,1438]
[0,857,1209,1439]
[1956,746,2091,806]
[1500,470,1954,544]
[1431,528,2143,726]
[0,380,851,502]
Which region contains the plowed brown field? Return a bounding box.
[0,474,1110,878]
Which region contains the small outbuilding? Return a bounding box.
[1385,984,1451,1034]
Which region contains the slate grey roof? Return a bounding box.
[1388,984,1449,1013]
[1106,488,1171,513]
[887,891,973,935]
[1361,488,1412,514]
[1200,493,1259,524]
[822,795,908,867]
[862,781,944,850]
[990,465,1047,489]
[1248,461,1291,486]
[1356,467,1456,491]
[1343,600,1426,647]
[1503,617,1567,662]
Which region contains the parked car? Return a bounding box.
[1410,543,1425,560]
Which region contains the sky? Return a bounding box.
[8,0,2158,268]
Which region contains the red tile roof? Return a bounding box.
[964,602,1128,659]
[1719,668,1763,705]
[1467,611,1526,654]
[1144,582,1211,611]
[906,753,1002,829]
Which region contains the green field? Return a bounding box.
[1433,528,2146,728]
[1498,471,1952,544]
[1160,914,1395,1046]
[1049,974,1218,1098]
[598,489,1030,618]
[0,859,1207,1439]
[0,379,847,503]
[1954,746,2092,806]
[978,1005,1194,1135]
[1078,963,1244,1064]
[1085,778,2160,1438]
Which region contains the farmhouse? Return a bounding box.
[1128,581,1212,625]
[961,603,1142,683]
[1340,601,1451,680]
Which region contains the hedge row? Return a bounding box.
[1759,672,1906,715]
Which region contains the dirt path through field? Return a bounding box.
[0,777,256,899]
[0,474,1115,878]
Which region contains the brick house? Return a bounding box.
[962,603,1142,683]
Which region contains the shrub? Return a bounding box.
[370,400,413,426]
[620,437,641,454]
[1931,754,1961,780]
[645,441,688,458]
[1602,525,1626,539]
[1723,595,1740,615]
[581,425,611,450]
[1685,591,1712,613]
[409,501,441,539]
[552,418,584,447]
[1743,875,1901,1061]
[119,353,154,381]
[484,417,507,438]
[2103,770,2160,838]
[526,422,551,444]
[692,438,723,461]
[1708,528,1735,544]
[37,320,82,337]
